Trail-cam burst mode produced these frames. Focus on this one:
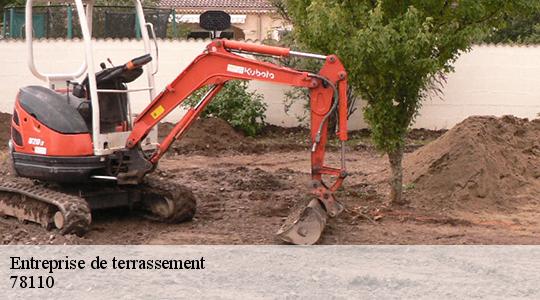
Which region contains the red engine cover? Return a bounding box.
[11,99,93,157]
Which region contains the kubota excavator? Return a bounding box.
[0,0,349,245]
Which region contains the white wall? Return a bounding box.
[415,45,540,129]
[0,40,539,129]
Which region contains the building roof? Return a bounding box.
[158,0,275,13]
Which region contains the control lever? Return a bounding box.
[98,54,152,82]
[126,54,152,70]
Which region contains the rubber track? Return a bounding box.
[0,178,91,235]
[0,174,194,234]
[142,174,197,223]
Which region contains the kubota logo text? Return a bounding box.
[227,64,275,79]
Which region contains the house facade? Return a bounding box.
[158,0,289,40]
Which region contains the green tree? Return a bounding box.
[482,11,540,44]
[284,0,537,204]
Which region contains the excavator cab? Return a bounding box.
[1,0,191,235]
[9,0,159,182]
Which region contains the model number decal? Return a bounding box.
[28,138,44,146]
[227,64,275,79]
[34,146,47,155]
[226,64,245,75]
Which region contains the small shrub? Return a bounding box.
[183,80,267,136]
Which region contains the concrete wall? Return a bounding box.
[0,39,539,129]
[416,45,540,129]
[235,13,287,41]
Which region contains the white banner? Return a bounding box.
[1,246,539,299]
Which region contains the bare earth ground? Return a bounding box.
[1,113,540,245]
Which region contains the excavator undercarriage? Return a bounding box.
[0,172,196,235]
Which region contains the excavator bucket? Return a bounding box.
[277,198,329,245]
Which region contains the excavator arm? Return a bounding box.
[127,40,349,244]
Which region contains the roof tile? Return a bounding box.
[158,0,274,11]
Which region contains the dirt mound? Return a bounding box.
[159,118,308,155]
[0,112,11,149]
[407,128,448,141]
[159,117,256,155]
[228,167,288,191]
[405,115,540,213]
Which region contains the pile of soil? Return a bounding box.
[158,117,256,155]
[0,112,11,149]
[405,115,540,213]
[159,118,308,155]
[407,128,448,141]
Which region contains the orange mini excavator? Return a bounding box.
[0,0,349,245]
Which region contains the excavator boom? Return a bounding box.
[0,0,351,245]
[127,40,349,244]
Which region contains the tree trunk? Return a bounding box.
[388,146,406,205]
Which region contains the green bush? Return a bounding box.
[183,80,267,136]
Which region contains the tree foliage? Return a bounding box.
[262,31,324,125]
[482,11,540,44]
[284,0,537,203]
[263,30,358,128]
[183,81,267,136]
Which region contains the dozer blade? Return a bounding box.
[277,198,328,245]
